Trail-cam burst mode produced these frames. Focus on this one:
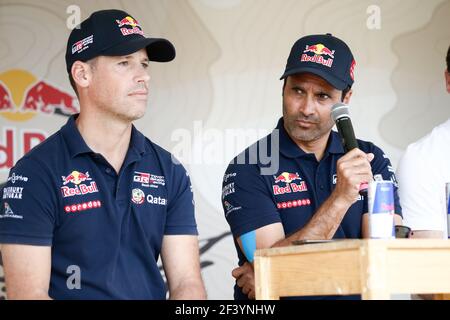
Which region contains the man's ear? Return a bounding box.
[71,61,92,91]
[343,89,353,104]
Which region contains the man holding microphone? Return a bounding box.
[222,33,402,300]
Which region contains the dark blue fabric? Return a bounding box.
[222,117,401,300]
[0,115,197,299]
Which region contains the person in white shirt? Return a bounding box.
[396,45,450,239]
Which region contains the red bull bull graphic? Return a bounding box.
[273,174,287,184]
[272,172,308,196]
[60,171,98,198]
[274,172,301,184]
[116,16,144,36]
[0,69,79,120]
[301,43,335,68]
[116,16,141,28]
[22,81,78,115]
[62,171,92,185]
[0,81,12,111]
[0,69,79,171]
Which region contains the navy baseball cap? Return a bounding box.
[66,9,176,73]
[280,33,356,90]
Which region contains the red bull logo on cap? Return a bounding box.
[272,172,308,196]
[116,16,144,36]
[301,43,335,68]
[116,16,141,28]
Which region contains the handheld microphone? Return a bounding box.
[331,103,368,195]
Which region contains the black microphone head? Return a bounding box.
[331,103,350,122]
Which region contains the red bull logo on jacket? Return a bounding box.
[60,171,98,198]
[272,172,308,196]
[301,43,335,68]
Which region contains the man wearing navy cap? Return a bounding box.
[221,34,402,300]
[0,9,206,299]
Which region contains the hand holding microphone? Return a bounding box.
[331,103,373,197]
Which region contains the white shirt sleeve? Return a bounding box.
[396,135,447,232]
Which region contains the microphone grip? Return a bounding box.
[335,117,367,195]
[335,117,358,152]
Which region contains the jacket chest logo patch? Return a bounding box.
[272,172,308,196]
[131,188,167,206]
[133,171,165,188]
[60,171,99,198]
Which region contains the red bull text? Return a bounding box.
[60,171,97,198]
[272,172,307,196]
[301,43,335,67]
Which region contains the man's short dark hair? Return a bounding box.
[446,45,450,72]
[282,78,351,102]
[341,86,351,102]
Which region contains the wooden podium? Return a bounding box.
[254,239,450,300]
